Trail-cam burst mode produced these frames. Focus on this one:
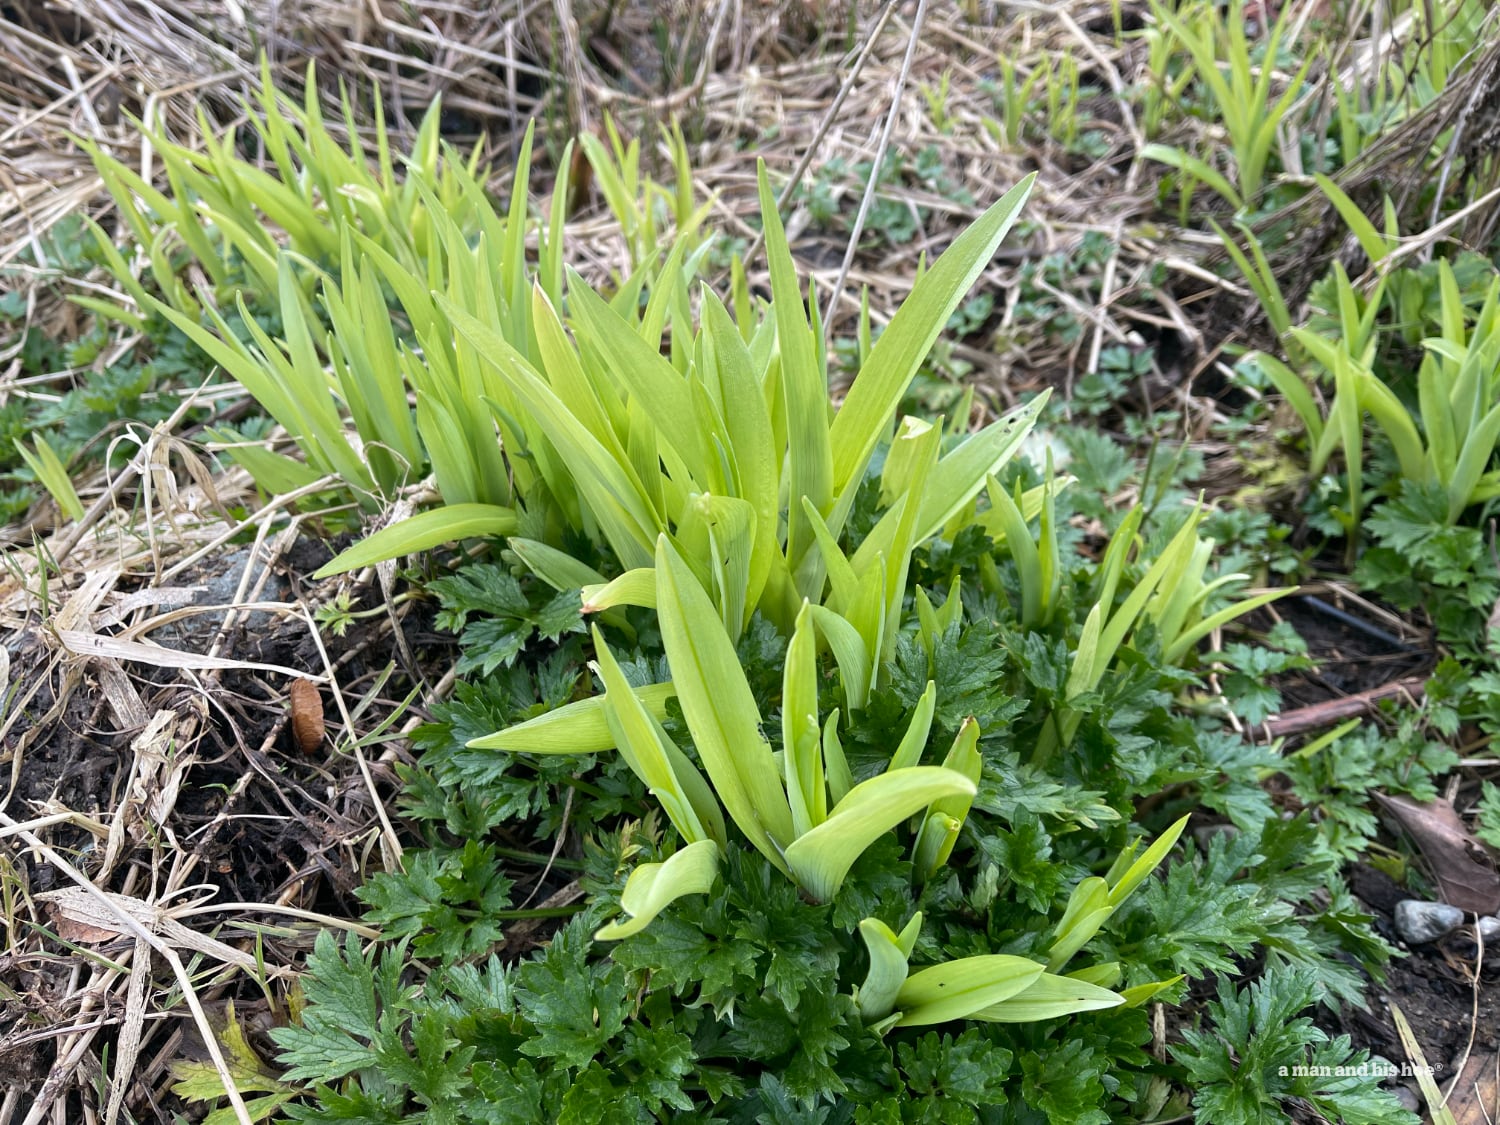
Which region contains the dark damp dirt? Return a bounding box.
[1229,595,1498,1110]
[1257,592,1431,709]
[2,535,437,914]
[0,531,463,1118]
[1338,862,1500,1099]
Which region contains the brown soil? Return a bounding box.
[1342,862,1500,1111]
[0,533,456,1118]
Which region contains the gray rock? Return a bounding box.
[1392,1086,1420,1113]
[1477,915,1500,945]
[153,548,289,649]
[1394,899,1463,944]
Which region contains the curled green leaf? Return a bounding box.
[594,839,720,941]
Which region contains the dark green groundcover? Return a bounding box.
[267,505,1430,1124]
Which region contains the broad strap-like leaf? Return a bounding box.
[887,681,936,772]
[970,972,1124,1022]
[412,391,479,505]
[148,293,359,488]
[822,711,854,807]
[216,440,327,495]
[441,296,661,569]
[581,568,658,613]
[986,476,1042,624]
[1107,814,1190,908]
[911,812,963,885]
[314,504,516,577]
[855,913,922,1022]
[469,682,676,753]
[14,436,83,522]
[1064,603,1104,704]
[531,285,622,453]
[809,606,872,715]
[702,291,779,616]
[1120,975,1185,1008]
[1447,400,1500,522]
[594,840,720,941]
[322,247,423,471]
[512,538,633,636]
[1314,173,1397,264]
[567,268,712,487]
[1139,142,1243,210]
[783,602,826,836]
[1359,372,1427,485]
[876,420,941,661]
[1164,587,1295,667]
[507,538,608,591]
[893,955,1045,1028]
[912,717,981,879]
[594,627,721,847]
[674,493,756,638]
[1049,875,1111,965]
[1246,353,1323,442]
[913,395,1048,539]
[757,162,833,574]
[829,174,1036,494]
[803,498,858,612]
[784,766,975,902]
[850,396,1047,580]
[1088,505,1204,692]
[656,535,794,868]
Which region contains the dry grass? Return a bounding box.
[3,0,1500,1120]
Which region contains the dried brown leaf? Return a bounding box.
[1447,1050,1500,1125]
[46,902,119,944]
[1376,793,1500,914]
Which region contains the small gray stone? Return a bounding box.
[1394,899,1463,944]
[154,548,288,649]
[1391,1086,1420,1113]
[1477,916,1500,944]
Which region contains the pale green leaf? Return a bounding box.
[442,296,661,569]
[15,436,84,522]
[567,270,710,485]
[656,536,794,867]
[1119,976,1184,1008]
[1140,143,1242,210]
[1108,815,1190,908]
[594,626,716,845]
[808,605,872,715]
[913,718,981,878]
[508,538,608,591]
[970,972,1124,1022]
[830,174,1036,492]
[784,602,825,836]
[468,682,676,753]
[581,568,658,613]
[893,955,1045,1027]
[913,396,1048,540]
[888,681,936,772]
[757,162,833,571]
[594,840,721,941]
[1314,173,1395,264]
[702,290,779,613]
[784,766,975,902]
[314,504,516,577]
[822,710,854,807]
[855,914,922,1021]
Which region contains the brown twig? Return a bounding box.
[1259,676,1427,740]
